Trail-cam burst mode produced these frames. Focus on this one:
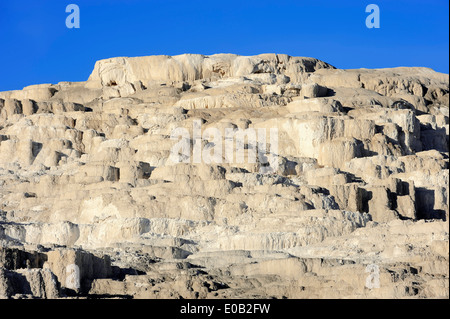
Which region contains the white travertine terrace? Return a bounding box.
[0,54,448,298]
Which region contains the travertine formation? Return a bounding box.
[0,54,448,299]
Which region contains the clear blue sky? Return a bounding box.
[0,0,448,91]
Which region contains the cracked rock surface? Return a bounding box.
[0,53,448,299]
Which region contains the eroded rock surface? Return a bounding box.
[0,54,448,299]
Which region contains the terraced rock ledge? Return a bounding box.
[0,54,448,298]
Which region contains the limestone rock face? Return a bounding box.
[0,267,60,299]
[0,54,448,299]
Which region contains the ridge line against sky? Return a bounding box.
[0,0,448,91]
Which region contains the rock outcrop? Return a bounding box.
[0,53,448,298]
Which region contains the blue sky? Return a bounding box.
[0,0,448,91]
